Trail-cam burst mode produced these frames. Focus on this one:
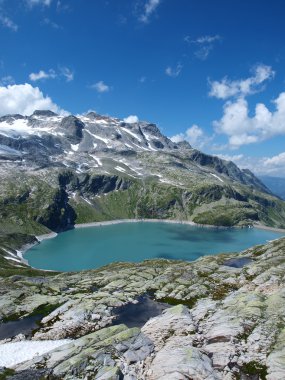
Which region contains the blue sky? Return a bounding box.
[0,0,285,176]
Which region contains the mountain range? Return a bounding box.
[0,109,285,244]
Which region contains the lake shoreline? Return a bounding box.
[74,218,235,230]
[16,219,285,266]
[253,223,285,233]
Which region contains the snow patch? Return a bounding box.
[95,119,108,125]
[0,119,56,138]
[71,144,79,151]
[85,130,112,147]
[121,127,142,142]
[210,173,224,183]
[0,340,72,367]
[115,166,126,173]
[132,142,150,151]
[142,133,158,151]
[81,197,92,205]
[89,155,102,166]
[6,257,22,263]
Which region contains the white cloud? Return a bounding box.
[264,152,285,168]
[29,67,73,82]
[42,17,61,29]
[196,35,221,44]
[0,83,65,116]
[0,76,14,86]
[29,69,56,81]
[171,124,210,149]
[123,115,139,123]
[26,0,52,7]
[0,15,18,31]
[217,153,244,162]
[195,45,213,61]
[209,64,275,99]
[213,92,285,148]
[91,81,110,93]
[59,66,74,82]
[185,125,204,145]
[185,34,221,44]
[184,34,221,60]
[165,63,182,78]
[170,133,185,143]
[56,0,70,12]
[139,0,161,23]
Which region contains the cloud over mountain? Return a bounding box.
[0,83,65,116]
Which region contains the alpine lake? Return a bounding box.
[23,222,284,272]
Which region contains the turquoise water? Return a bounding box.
[24,222,284,271]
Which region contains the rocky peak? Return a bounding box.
[32,110,58,117]
[0,114,26,123]
[175,140,192,150]
[60,115,85,143]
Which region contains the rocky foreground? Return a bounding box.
[0,237,285,379]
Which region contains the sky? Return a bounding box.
[0,0,285,177]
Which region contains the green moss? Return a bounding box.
[3,302,62,324]
[240,361,267,379]
[29,303,62,317]
[2,312,25,322]
[212,283,239,300]
[0,368,15,380]
[156,296,200,309]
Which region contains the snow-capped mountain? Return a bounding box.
[1,109,285,233]
[0,110,267,190]
[0,110,192,179]
[0,110,181,157]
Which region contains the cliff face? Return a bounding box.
[0,237,284,379]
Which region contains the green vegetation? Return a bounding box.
[240,361,268,379]
[29,303,62,318]
[0,368,15,380]
[156,296,200,308]
[212,283,240,300]
[192,204,258,227]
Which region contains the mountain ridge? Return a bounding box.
[0,109,270,192]
[0,109,285,246]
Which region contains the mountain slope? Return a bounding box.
[0,110,284,249]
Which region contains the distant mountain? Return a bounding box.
[0,109,284,242]
[259,176,285,200]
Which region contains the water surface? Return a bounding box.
[25,222,283,271]
[0,314,43,340]
[112,295,169,328]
